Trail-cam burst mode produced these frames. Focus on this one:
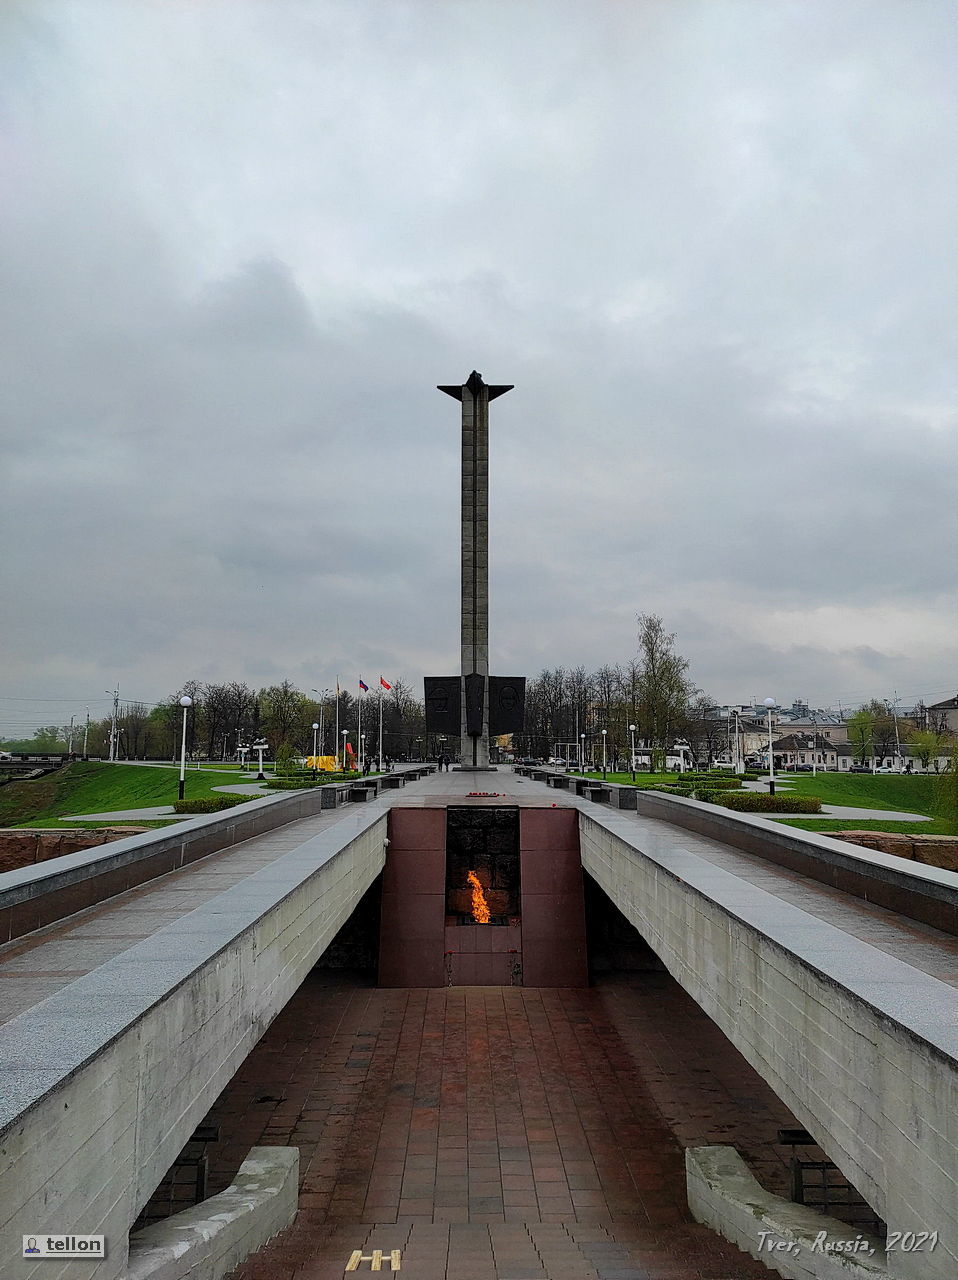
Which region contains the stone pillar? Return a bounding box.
[438,371,513,770]
[460,376,489,768]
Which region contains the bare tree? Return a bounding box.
[260,679,310,749]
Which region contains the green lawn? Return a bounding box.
[577,770,682,787]
[764,772,956,834]
[575,767,957,835]
[0,762,253,829]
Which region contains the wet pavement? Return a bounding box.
[217,971,784,1279]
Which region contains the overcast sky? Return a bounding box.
[2,0,957,736]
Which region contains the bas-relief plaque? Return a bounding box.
[424,676,461,736]
[489,677,526,736]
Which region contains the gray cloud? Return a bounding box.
[2,0,957,735]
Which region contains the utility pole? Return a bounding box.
[107,686,119,762]
[67,714,75,755]
[891,692,903,773]
[82,707,90,760]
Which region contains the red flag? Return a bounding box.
[380,676,391,690]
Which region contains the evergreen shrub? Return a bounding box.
[721,793,822,814]
[173,795,248,813]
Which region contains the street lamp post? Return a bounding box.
[237,745,249,772]
[601,728,608,779]
[629,724,636,782]
[178,695,192,801]
[83,707,90,761]
[311,689,332,768]
[311,723,319,777]
[580,733,586,772]
[361,733,367,773]
[763,698,776,796]
[253,739,267,780]
[341,729,348,772]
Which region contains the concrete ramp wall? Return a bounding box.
[578,807,958,1280]
[0,808,388,1280]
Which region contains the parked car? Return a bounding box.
[849,765,871,773]
[519,757,542,767]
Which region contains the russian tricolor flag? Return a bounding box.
[358,679,369,692]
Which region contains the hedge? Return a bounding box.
[720,793,822,814]
[694,786,746,803]
[265,772,360,791]
[643,784,693,797]
[173,795,250,814]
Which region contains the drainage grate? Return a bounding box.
[132,1124,220,1229]
[778,1128,885,1237]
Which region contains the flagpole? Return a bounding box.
[358,687,363,772]
[378,679,384,771]
[335,677,340,770]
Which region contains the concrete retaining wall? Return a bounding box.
[0,828,148,875]
[686,1146,887,1280]
[633,790,958,936]
[0,788,341,944]
[579,807,958,1280]
[124,1147,298,1280]
[836,831,958,873]
[0,806,389,1280]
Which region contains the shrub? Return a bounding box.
[720,793,822,814]
[643,784,693,797]
[173,795,249,814]
[265,771,358,791]
[694,786,745,803]
[274,744,299,777]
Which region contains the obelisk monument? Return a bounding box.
[429,370,519,770]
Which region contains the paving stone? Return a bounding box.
[218,971,802,1279]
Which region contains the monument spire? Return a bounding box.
[426,371,523,771]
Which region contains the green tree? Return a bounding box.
[846,707,874,765]
[635,614,696,770]
[937,744,958,824]
[907,728,950,771]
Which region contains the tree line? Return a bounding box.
[516,614,708,765]
[11,678,427,761]
[8,612,952,768]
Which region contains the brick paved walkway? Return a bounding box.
[219,972,779,1279]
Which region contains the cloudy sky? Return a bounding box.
[2,0,957,736]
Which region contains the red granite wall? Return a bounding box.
[444,920,522,984]
[378,806,588,988]
[518,809,588,987]
[378,808,447,986]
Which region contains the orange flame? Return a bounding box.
[467,870,491,924]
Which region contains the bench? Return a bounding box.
[584,785,612,803]
[608,786,637,809]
